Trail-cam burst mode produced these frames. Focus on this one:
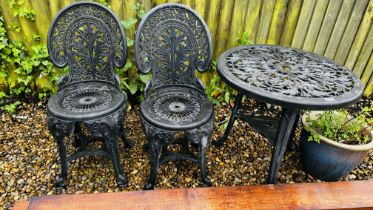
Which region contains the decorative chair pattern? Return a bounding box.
[47,2,131,189]
[135,3,214,190]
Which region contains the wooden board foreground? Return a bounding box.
[13,180,373,210]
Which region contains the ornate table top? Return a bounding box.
[217,45,364,109]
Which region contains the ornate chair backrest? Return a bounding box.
[48,2,126,87]
[135,3,212,92]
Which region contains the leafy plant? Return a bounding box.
[117,3,150,100]
[2,101,21,114]
[305,102,373,145]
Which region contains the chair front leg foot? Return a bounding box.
[144,138,161,190]
[200,136,212,187]
[105,135,128,187]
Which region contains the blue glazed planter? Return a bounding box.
[300,112,373,181]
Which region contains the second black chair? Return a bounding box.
[135,3,214,189]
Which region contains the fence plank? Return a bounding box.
[364,73,373,96]
[255,0,276,44]
[30,0,51,43]
[228,0,249,48]
[361,52,373,86]
[352,26,373,77]
[0,0,23,42]
[280,0,302,47]
[291,0,316,48]
[109,0,124,20]
[243,0,263,43]
[206,0,221,53]
[214,0,235,58]
[345,0,373,69]
[313,0,343,55]
[302,0,329,51]
[334,0,369,65]
[324,0,355,60]
[48,1,61,19]
[181,0,194,8]
[194,0,207,19]
[267,0,289,45]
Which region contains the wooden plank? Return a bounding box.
[313,0,343,55]
[302,0,329,51]
[353,26,373,77]
[109,0,124,21]
[243,0,263,43]
[0,0,23,42]
[12,200,29,210]
[181,0,194,8]
[214,0,235,58]
[153,0,168,5]
[19,180,373,210]
[267,0,289,45]
[364,73,373,96]
[255,0,276,44]
[345,0,373,69]
[361,52,373,85]
[290,0,316,48]
[324,0,355,60]
[140,0,153,12]
[48,0,61,19]
[205,0,221,56]
[280,0,302,47]
[194,0,207,19]
[30,0,51,43]
[227,0,249,48]
[334,0,369,65]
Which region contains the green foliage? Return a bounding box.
[305,102,373,145]
[2,101,21,114]
[237,31,253,46]
[7,0,35,20]
[118,3,150,100]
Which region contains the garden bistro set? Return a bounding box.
[46,2,365,190]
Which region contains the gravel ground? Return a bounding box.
[1,100,373,209]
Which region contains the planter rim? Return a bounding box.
[301,111,373,151]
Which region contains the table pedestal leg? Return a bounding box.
[267,108,299,184]
[214,93,243,147]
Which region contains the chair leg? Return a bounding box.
[199,135,212,186]
[120,124,133,149]
[53,133,68,189]
[144,138,162,190]
[105,134,127,187]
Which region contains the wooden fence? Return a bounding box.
[0,0,372,96]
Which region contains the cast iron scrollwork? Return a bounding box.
[136,4,214,190]
[47,2,130,189]
[135,3,212,91]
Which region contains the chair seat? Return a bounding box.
[140,86,214,131]
[48,82,126,121]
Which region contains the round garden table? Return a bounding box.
[215,45,364,184]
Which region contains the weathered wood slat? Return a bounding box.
[255,0,276,44]
[109,0,124,21]
[345,0,373,69]
[313,0,343,55]
[302,0,329,51]
[291,0,316,48]
[13,180,373,210]
[194,0,207,19]
[243,0,263,43]
[228,0,249,48]
[334,0,369,65]
[364,73,373,96]
[48,1,61,19]
[324,0,355,60]
[279,0,302,47]
[30,0,51,43]
[214,0,235,58]
[267,0,289,45]
[353,26,373,78]
[361,52,373,86]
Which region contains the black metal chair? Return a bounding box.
[135,3,214,190]
[46,2,131,189]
